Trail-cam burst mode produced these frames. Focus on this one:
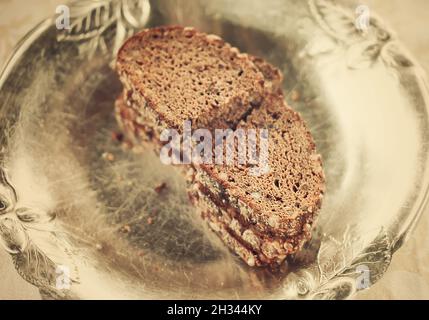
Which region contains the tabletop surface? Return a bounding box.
[0,0,428,300]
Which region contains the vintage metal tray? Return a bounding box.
[0,0,428,299]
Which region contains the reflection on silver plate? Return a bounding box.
[0,0,428,299]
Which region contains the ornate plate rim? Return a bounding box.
[1,0,429,299]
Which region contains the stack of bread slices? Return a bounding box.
[115,26,325,267]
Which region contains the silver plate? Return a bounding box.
[0,0,428,299]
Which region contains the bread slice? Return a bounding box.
[116,92,324,266]
[187,94,325,266]
[117,25,271,131]
[115,50,284,149]
[115,26,324,267]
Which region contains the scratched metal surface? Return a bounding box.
[0,0,428,299]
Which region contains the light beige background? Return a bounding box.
[0,0,428,300]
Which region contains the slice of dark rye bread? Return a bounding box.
[117,25,281,131]
[187,94,325,266]
[115,25,283,151]
[115,26,325,266]
[115,93,325,266]
[115,51,284,148]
